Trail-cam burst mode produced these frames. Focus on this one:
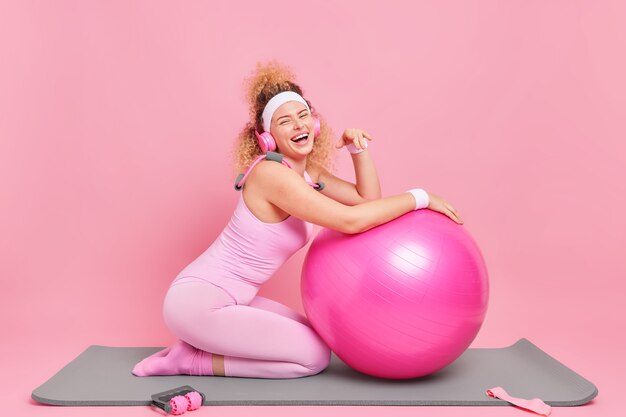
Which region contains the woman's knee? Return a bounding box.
[303,342,331,376]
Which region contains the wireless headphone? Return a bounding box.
[254,117,321,153]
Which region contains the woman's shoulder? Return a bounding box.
[246,159,292,188]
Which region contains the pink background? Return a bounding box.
[2,0,624,416]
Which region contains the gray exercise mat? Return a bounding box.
[32,338,597,407]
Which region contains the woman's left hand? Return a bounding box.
[336,128,372,152]
[427,192,464,224]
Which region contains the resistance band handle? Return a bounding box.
[264,151,284,163]
[234,173,245,191]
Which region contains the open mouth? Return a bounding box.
[291,133,309,143]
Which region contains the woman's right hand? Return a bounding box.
[427,192,463,224]
[335,128,372,151]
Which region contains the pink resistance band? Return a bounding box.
[486,387,552,416]
[234,152,323,191]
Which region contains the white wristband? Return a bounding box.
[407,188,429,210]
[346,140,368,154]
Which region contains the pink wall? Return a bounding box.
[2,1,625,415]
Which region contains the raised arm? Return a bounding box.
[312,128,381,206]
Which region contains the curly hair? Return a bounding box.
[233,61,334,174]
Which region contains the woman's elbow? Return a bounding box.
[353,193,380,206]
[338,213,368,235]
[358,191,382,204]
[357,185,381,202]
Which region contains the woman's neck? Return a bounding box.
[284,156,307,176]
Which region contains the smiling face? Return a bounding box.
[269,101,315,159]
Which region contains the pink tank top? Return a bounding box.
[172,172,314,304]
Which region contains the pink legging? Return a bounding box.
[162,279,331,378]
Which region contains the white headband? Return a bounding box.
[262,91,310,132]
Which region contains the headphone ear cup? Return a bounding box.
[314,117,321,137]
[254,130,276,153]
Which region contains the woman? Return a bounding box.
[132,62,462,379]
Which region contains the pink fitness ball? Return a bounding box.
[302,209,489,379]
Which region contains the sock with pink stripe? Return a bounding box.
[132,340,213,376]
